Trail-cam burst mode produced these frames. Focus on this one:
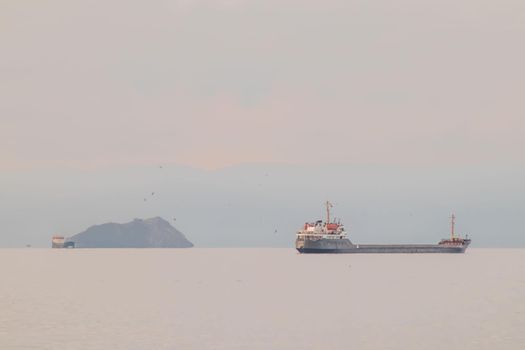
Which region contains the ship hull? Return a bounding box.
[296,238,469,254]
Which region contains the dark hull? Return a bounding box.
[296,238,470,254]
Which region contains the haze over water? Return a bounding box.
[2,248,524,350]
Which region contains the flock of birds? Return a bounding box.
[140,165,279,231]
[141,166,176,222]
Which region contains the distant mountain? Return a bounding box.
[70,217,193,248]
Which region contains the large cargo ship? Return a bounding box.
[296,202,471,254]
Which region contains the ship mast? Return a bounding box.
[326,201,333,224]
[450,213,456,240]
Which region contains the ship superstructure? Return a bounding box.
[51,235,65,248]
[296,203,471,254]
[296,201,348,242]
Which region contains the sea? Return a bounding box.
[1,248,524,350]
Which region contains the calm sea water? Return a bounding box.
[1,248,524,349]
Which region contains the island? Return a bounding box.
[69,217,194,248]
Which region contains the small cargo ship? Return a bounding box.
[296,202,471,254]
[51,235,75,248]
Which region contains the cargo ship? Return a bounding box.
[296,202,471,254]
[51,235,75,248]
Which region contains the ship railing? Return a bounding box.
[296,233,347,240]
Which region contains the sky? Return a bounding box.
[1,1,524,247]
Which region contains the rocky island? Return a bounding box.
[69,217,193,248]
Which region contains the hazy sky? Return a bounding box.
[1,1,525,247]
[2,0,524,170]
